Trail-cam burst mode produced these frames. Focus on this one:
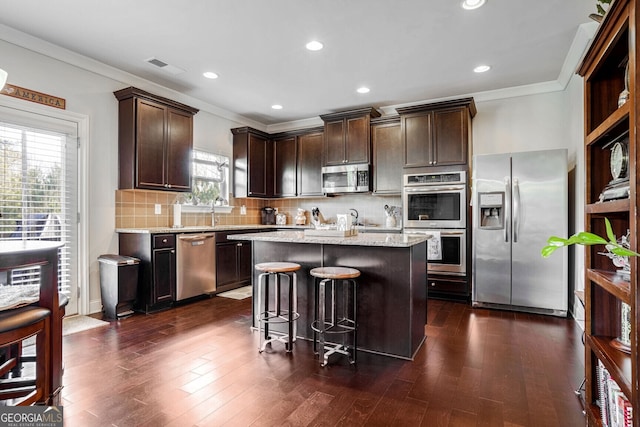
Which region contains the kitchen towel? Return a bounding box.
[427,231,442,261]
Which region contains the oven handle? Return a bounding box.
[404,186,465,193]
[438,230,465,236]
[405,230,465,236]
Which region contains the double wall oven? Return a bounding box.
[403,171,467,276]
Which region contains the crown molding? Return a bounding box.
[0,20,596,134]
[0,24,266,131]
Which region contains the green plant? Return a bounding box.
[541,218,640,258]
[596,0,612,16]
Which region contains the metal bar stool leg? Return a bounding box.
[351,279,357,364]
[319,278,328,366]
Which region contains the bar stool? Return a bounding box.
[255,262,301,353]
[310,266,360,366]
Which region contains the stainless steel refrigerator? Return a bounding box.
[472,149,568,316]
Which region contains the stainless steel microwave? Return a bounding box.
[321,164,370,194]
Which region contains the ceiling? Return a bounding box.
[0,0,596,126]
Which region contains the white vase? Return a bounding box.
[385,216,396,228]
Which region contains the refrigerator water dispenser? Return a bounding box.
[478,192,504,229]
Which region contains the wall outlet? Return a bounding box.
[155,204,161,215]
[240,205,247,215]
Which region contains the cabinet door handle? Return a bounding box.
[162,238,168,243]
[430,282,436,287]
[237,243,242,247]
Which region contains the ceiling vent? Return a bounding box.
[144,57,186,75]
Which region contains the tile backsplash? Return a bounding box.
[115,189,401,229]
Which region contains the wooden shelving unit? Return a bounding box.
[577,0,637,425]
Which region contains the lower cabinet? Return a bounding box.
[119,233,176,313]
[427,274,469,301]
[215,230,255,293]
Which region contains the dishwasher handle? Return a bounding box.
[178,233,216,245]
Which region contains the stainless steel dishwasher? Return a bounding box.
[176,232,216,301]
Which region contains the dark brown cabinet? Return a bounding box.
[297,130,324,197]
[397,99,475,168]
[427,275,468,301]
[320,107,381,166]
[232,127,273,198]
[371,118,402,194]
[273,136,297,198]
[215,231,254,293]
[114,87,198,191]
[234,126,324,199]
[119,233,176,313]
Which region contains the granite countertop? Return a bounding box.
[227,230,430,248]
[115,224,403,234]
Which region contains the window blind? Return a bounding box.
[0,119,78,305]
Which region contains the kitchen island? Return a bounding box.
[229,230,429,360]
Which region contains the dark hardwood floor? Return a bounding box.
[59,297,585,426]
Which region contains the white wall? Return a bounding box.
[0,38,244,313]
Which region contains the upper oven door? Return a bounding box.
[403,184,466,228]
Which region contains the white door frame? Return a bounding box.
[0,95,89,315]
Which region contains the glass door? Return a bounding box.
[0,117,79,314]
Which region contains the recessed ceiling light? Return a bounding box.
[474,65,491,73]
[357,87,370,94]
[271,104,283,110]
[462,0,486,10]
[203,71,219,79]
[306,40,324,51]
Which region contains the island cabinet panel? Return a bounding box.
[114,87,198,192]
[232,127,273,198]
[297,131,324,197]
[119,233,176,313]
[320,107,381,166]
[397,98,475,169]
[371,118,402,194]
[249,240,427,359]
[273,136,297,197]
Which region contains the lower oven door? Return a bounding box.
[406,229,466,276]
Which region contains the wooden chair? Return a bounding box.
[0,241,63,405]
[0,306,50,404]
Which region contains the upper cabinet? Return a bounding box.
[232,127,273,198]
[320,107,381,166]
[296,130,324,197]
[232,126,325,199]
[397,98,476,169]
[273,136,297,198]
[371,117,402,194]
[114,87,198,192]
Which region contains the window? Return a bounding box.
[0,119,78,311]
[187,150,229,208]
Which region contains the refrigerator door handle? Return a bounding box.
[504,177,511,242]
[513,177,520,243]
